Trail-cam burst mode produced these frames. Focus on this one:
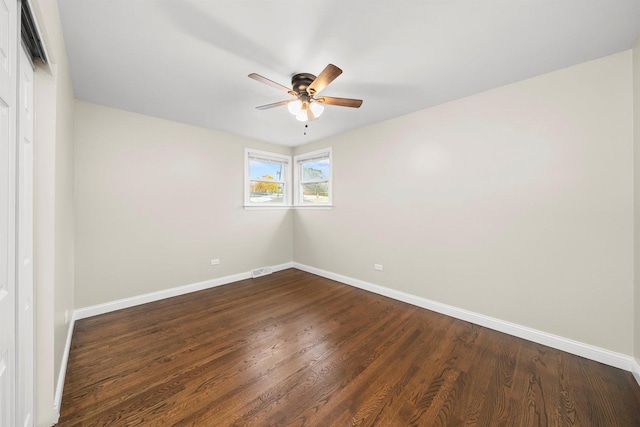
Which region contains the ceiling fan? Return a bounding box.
[248,64,363,122]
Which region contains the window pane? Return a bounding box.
[302,159,330,182]
[249,159,284,182]
[301,182,329,204]
[250,181,285,204]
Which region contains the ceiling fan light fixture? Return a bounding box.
[309,101,324,118]
[295,111,308,122]
[287,99,302,115]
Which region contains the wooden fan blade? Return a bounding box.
[256,100,290,110]
[307,64,342,96]
[317,96,363,108]
[249,73,296,95]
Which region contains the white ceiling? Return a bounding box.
[57,0,640,147]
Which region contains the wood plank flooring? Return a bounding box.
[58,269,640,426]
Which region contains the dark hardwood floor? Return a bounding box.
[58,268,640,426]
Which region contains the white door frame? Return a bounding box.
[17,43,35,427]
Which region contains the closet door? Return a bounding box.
[0,0,18,425]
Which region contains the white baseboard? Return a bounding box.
[53,314,76,423]
[292,262,638,376]
[632,358,640,387]
[74,262,294,320]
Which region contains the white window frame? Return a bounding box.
[244,148,292,208]
[294,148,333,207]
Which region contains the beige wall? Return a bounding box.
[634,38,640,366]
[33,0,76,425]
[294,51,634,355]
[74,101,293,307]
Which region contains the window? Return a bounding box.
[244,149,291,207]
[294,148,332,206]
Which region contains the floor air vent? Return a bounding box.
[252,267,273,278]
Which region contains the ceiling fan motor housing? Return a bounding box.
[292,73,317,97]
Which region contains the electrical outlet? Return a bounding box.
[374,264,383,271]
[210,259,220,266]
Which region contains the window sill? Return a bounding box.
[243,205,334,210]
[293,205,333,210]
[244,205,291,210]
